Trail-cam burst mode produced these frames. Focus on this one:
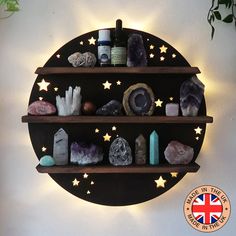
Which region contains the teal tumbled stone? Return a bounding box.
[149,131,159,165]
[40,155,55,166]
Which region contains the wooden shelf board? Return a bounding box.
[35,66,200,75]
[36,163,200,174]
[22,115,213,124]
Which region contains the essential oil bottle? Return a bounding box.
[98,29,111,66]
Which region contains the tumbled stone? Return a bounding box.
[53,128,68,165]
[165,103,179,116]
[109,137,132,166]
[68,52,97,67]
[180,76,205,116]
[96,100,122,116]
[164,140,194,164]
[135,134,146,165]
[127,34,147,67]
[28,100,56,115]
[70,141,103,165]
[123,83,155,116]
[40,155,55,166]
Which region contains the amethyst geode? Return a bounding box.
[127,34,147,67]
[180,76,205,116]
[70,142,103,165]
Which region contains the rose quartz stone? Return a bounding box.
[28,101,56,115]
[165,103,179,116]
[164,140,194,164]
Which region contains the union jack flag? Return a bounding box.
[192,193,223,224]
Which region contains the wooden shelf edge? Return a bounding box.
[36,163,200,174]
[22,115,213,124]
[35,66,201,75]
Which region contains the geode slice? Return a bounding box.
[28,100,56,115]
[127,34,147,67]
[180,76,205,116]
[123,83,155,116]
[164,140,194,164]
[70,141,103,165]
[109,137,132,166]
[96,100,122,116]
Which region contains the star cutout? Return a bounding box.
[37,79,50,91]
[170,172,178,178]
[95,128,100,133]
[72,178,80,186]
[159,45,168,53]
[42,146,47,152]
[39,97,43,101]
[90,181,94,185]
[160,56,165,61]
[83,173,88,179]
[112,126,117,131]
[172,53,176,58]
[87,190,91,194]
[194,126,202,135]
[149,53,155,58]
[195,136,200,140]
[56,54,60,58]
[155,99,163,107]
[155,176,167,188]
[116,80,121,85]
[103,81,112,90]
[88,37,96,45]
[103,133,111,142]
[54,87,58,92]
[149,45,155,49]
[80,41,84,45]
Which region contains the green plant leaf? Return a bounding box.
[211,25,215,39]
[223,14,234,23]
[214,11,222,20]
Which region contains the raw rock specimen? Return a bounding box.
[40,155,55,166]
[56,86,82,116]
[28,100,56,115]
[180,76,205,116]
[135,134,146,165]
[123,83,155,116]
[109,137,132,166]
[70,142,103,165]
[53,128,68,165]
[127,34,147,67]
[164,140,194,164]
[81,101,97,115]
[68,52,97,67]
[165,103,179,116]
[96,100,122,116]
[149,131,159,165]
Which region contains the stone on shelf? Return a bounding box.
[53,128,68,165]
[96,100,123,116]
[149,131,159,165]
[180,76,205,116]
[109,137,132,166]
[39,155,55,166]
[68,52,97,67]
[81,101,97,115]
[28,100,56,115]
[135,134,147,165]
[70,141,103,165]
[127,34,147,67]
[165,103,179,116]
[164,140,194,164]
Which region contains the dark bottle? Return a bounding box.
[111,19,127,66]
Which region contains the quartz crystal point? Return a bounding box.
[135,134,147,165]
[53,128,68,165]
[56,86,82,116]
[180,76,205,116]
[109,137,132,166]
[149,131,159,165]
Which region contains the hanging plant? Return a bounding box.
[0,0,19,18]
[208,0,236,39]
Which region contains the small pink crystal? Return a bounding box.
[164,140,194,164]
[28,100,56,115]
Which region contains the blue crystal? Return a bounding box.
[40,155,55,166]
[149,131,159,165]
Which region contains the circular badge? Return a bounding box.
[184,185,231,232]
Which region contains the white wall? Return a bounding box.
[0,0,235,235]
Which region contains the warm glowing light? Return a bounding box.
[196,137,200,140]
[172,53,176,58]
[103,81,112,90]
[72,178,80,186]
[116,80,121,85]
[37,79,50,91]
[147,38,150,41]
[42,146,47,152]
[194,126,202,135]
[87,190,91,194]
[95,128,100,133]
[170,172,178,178]
[149,53,155,58]
[103,133,111,142]
[155,176,167,188]
[159,45,168,53]
[54,87,58,92]
[149,45,155,49]
[90,181,94,185]
[169,97,174,101]
[83,173,88,179]
[39,97,43,101]
[155,99,163,107]
[112,126,117,131]
[88,37,96,45]
[80,41,84,45]
[160,56,165,61]
[56,54,60,58]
